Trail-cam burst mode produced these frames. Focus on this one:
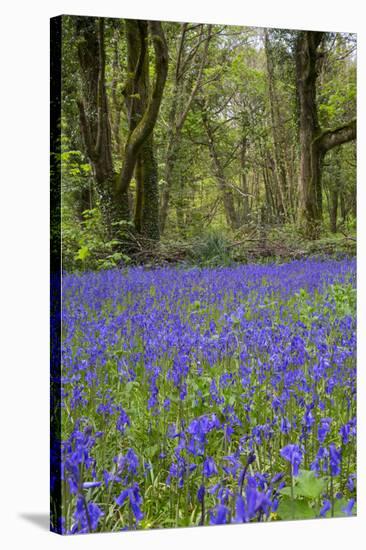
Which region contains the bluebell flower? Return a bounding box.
[342,498,355,516]
[103,470,121,488]
[203,456,218,478]
[340,418,356,444]
[209,505,229,525]
[115,448,139,476]
[318,417,332,443]
[115,483,144,522]
[280,444,303,476]
[197,484,205,503]
[320,499,331,517]
[234,495,246,523]
[329,444,341,476]
[116,408,130,433]
[222,455,241,476]
[270,472,284,484]
[280,417,291,434]
[72,497,104,533]
[346,473,356,492]
[303,409,315,431]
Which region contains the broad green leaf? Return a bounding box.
[277,497,316,520]
[279,486,301,498]
[295,469,326,499]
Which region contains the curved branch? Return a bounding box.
[118,21,168,194]
[317,118,356,152]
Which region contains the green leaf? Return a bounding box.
[75,245,90,262]
[295,469,326,499]
[279,486,301,498]
[277,497,316,520]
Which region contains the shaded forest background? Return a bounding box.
[59,16,356,270]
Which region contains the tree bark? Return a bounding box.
[329,188,339,233]
[317,119,356,152]
[75,17,129,238]
[340,191,347,224]
[296,31,324,238]
[264,30,289,222]
[296,31,356,239]
[239,136,250,223]
[116,20,168,242]
[117,20,168,199]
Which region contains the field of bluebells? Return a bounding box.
[57,258,356,534]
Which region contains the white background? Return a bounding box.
[0,0,365,548]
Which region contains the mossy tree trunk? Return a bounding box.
[117,20,168,243]
[75,17,130,239]
[296,31,356,239]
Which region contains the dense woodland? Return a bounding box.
[59,17,356,270]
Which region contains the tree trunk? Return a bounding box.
[340,191,347,224]
[118,20,168,241]
[329,188,339,233]
[296,31,324,238]
[140,135,160,241]
[262,165,275,223]
[160,136,178,234]
[75,17,129,239]
[175,175,186,236]
[239,136,250,223]
[296,31,356,239]
[264,30,289,222]
[118,20,168,206]
[201,109,240,230]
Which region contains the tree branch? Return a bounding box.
[175,23,188,82]
[176,25,212,132]
[317,118,356,152]
[118,21,168,194]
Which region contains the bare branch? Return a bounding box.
[176,25,212,132]
[175,23,188,82]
